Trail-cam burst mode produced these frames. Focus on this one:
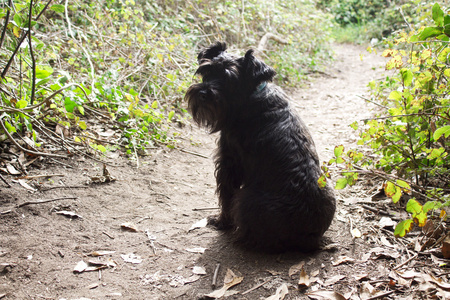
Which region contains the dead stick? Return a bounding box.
[180,148,209,159]
[19,174,65,179]
[40,186,88,192]
[242,278,271,295]
[17,197,78,208]
[366,290,395,300]
[102,231,115,239]
[192,207,220,211]
[0,173,11,188]
[360,204,392,216]
[393,253,419,270]
[212,263,220,289]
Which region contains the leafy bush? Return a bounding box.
[322,3,450,238]
[0,0,332,160]
[320,0,432,42]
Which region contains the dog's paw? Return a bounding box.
[207,215,233,230]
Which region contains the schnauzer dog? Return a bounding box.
[185,42,336,252]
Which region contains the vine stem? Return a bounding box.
[28,0,36,103]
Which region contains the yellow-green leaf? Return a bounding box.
[334,145,344,158]
[388,91,402,101]
[335,178,348,190]
[78,121,87,130]
[394,219,414,237]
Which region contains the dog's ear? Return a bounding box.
[243,50,276,85]
[198,42,227,62]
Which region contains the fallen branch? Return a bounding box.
[180,148,209,159]
[17,197,78,208]
[257,33,289,53]
[393,253,419,270]
[211,263,221,289]
[360,204,393,217]
[242,278,272,295]
[19,174,65,180]
[192,207,220,211]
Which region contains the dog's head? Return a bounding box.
[185,42,276,132]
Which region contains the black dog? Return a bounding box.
[185,42,336,252]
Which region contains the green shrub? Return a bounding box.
[323,3,450,238]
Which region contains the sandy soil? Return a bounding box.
[1,44,435,300]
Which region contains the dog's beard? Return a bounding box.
[185,84,225,133]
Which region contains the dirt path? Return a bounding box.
[0,44,390,299]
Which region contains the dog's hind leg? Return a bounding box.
[210,136,244,230]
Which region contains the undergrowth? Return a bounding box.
[0,0,332,161]
[321,3,450,238]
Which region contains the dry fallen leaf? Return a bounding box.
[17,179,36,191]
[90,250,116,257]
[298,267,311,288]
[360,282,377,299]
[351,228,361,238]
[306,290,346,300]
[6,164,21,175]
[380,236,395,248]
[121,253,142,264]
[370,247,400,259]
[323,275,345,286]
[73,260,88,273]
[56,211,83,219]
[378,216,396,228]
[192,266,207,275]
[265,283,288,300]
[442,235,450,259]
[352,273,368,281]
[189,218,208,232]
[205,269,243,298]
[186,247,206,253]
[331,256,355,266]
[289,261,305,277]
[121,222,139,232]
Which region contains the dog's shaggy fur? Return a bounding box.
[185,42,336,252]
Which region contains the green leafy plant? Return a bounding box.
[1,0,333,162]
[322,3,450,238]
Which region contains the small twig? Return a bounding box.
[0,0,12,50]
[242,278,272,295]
[192,207,220,211]
[360,204,393,217]
[0,117,67,158]
[212,263,220,289]
[393,253,419,270]
[0,210,12,215]
[17,197,78,208]
[399,7,412,31]
[0,173,11,188]
[357,95,388,109]
[150,192,171,200]
[40,185,88,192]
[145,229,157,256]
[19,174,65,180]
[366,290,395,300]
[136,216,150,224]
[1,0,50,78]
[180,148,209,159]
[102,231,115,239]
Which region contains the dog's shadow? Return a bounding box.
[183,229,337,299]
